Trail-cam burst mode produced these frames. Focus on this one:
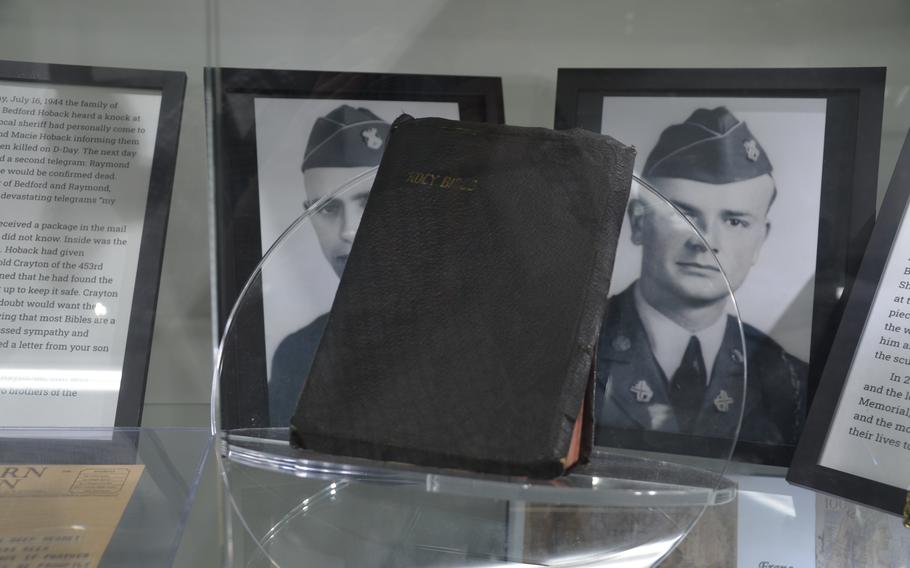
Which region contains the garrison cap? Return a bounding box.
[642,106,773,184]
[301,105,390,171]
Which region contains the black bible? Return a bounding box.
[290,116,635,478]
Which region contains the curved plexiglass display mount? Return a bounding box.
[212,173,746,567]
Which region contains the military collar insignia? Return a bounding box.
[630,380,654,403]
[612,335,632,352]
[730,348,744,364]
[743,139,760,162]
[714,390,734,412]
[361,127,383,150]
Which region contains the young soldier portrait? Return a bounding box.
[269,104,390,426]
[595,106,807,447]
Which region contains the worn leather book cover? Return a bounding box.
[290,115,635,478]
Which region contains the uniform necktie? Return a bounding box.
[669,335,706,432]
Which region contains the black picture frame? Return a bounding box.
[788,130,910,517]
[555,67,886,465]
[0,60,186,427]
[208,68,505,428]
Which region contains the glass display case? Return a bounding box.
[0,428,211,567]
[0,0,908,566]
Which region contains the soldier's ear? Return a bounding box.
[628,198,647,246]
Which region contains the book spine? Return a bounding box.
[550,141,636,466]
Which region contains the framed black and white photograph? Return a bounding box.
[0,60,186,427]
[210,68,504,427]
[556,67,885,464]
[788,130,910,518]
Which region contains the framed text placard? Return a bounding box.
[209,68,504,428]
[789,131,910,518]
[556,67,885,465]
[0,60,186,427]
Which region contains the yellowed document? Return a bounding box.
[0,465,144,568]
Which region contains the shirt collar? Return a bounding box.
[633,283,727,385]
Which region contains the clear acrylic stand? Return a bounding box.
[212,170,747,567]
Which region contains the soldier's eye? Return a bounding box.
[726,218,750,228]
[317,200,342,216]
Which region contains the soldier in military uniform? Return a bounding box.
[596,106,807,449]
[269,105,391,426]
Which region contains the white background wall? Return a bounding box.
[1,0,908,424]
